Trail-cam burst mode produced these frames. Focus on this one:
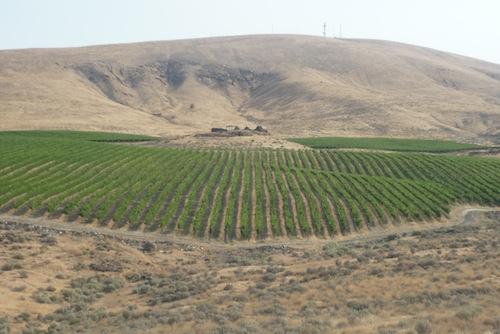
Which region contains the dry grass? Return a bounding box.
[0,211,499,333]
[1,35,499,142]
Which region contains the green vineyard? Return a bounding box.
[1,131,499,241]
[288,136,484,152]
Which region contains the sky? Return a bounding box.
[1,0,499,64]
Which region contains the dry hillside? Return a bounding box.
[1,209,499,333]
[1,35,500,142]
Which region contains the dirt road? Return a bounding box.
[1,206,498,250]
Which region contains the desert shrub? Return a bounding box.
[1,232,29,243]
[195,303,223,323]
[45,304,107,330]
[455,305,482,320]
[12,253,24,260]
[137,241,155,253]
[322,242,349,257]
[368,267,384,277]
[224,255,251,266]
[483,317,500,331]
[356,254,369,263]
[265,266,284,274]
[393,261,416,273]
[262,317,288,332]
[398,286,491,307]
[15,313,30,322]
[12,285,26,292]
[145,273,215,305]
[258,303,286,317]
[46,321,68,334]
[89,259,122,272]
[232,294,248,303]
[417,257,436,269]
[95,242,113,252]
[346,301,369,312]
[133,283,151,295]
[298,318,332,334]
[254,282,267,290]
[39,234,57,245]
[62,275,124,304]
[1,261,22,271]
[209,324,250,334]
[415,320,432,334]
[0,316,9,334]
[230,320,260,334]
[20,323,46,334]
[262,273,276,282]
[279,281,306,294]
[72,263,86,271]
[299,303,319,318]
[33,289,61,304]
[224,304,244,321]
[126,272,154,283]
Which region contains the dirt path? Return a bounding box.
[118,186,149,227]
[204,182,222,239]
[300,173,335,238]
[312,194,330,238]
[364,204,380,229]
[137,183,166,228]
[261,169,273,239]
[271,170,287,238]
[165,161,213,233]
[279,171,302,238]
[235,163,245,240]
[188,181,210,236]
[337,197,356,233]
[289,151,303,169]
[290,173,316,237]
[307,151,321,169]
[0,206,498,250]
[250,162,257,241]
[325,197,341,236]
[33,163,91,210]
[219,163,237,240]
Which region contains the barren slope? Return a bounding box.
[1,35,500,141]
[1,209,499,333]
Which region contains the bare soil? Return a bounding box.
[129,134,305,150]
[450,147,500,157]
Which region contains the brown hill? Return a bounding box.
[1,34,499,142]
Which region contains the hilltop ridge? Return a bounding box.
[1,34,499,142]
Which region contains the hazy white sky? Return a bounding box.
[1,0,499,64]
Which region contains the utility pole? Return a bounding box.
[323,22,327,38]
